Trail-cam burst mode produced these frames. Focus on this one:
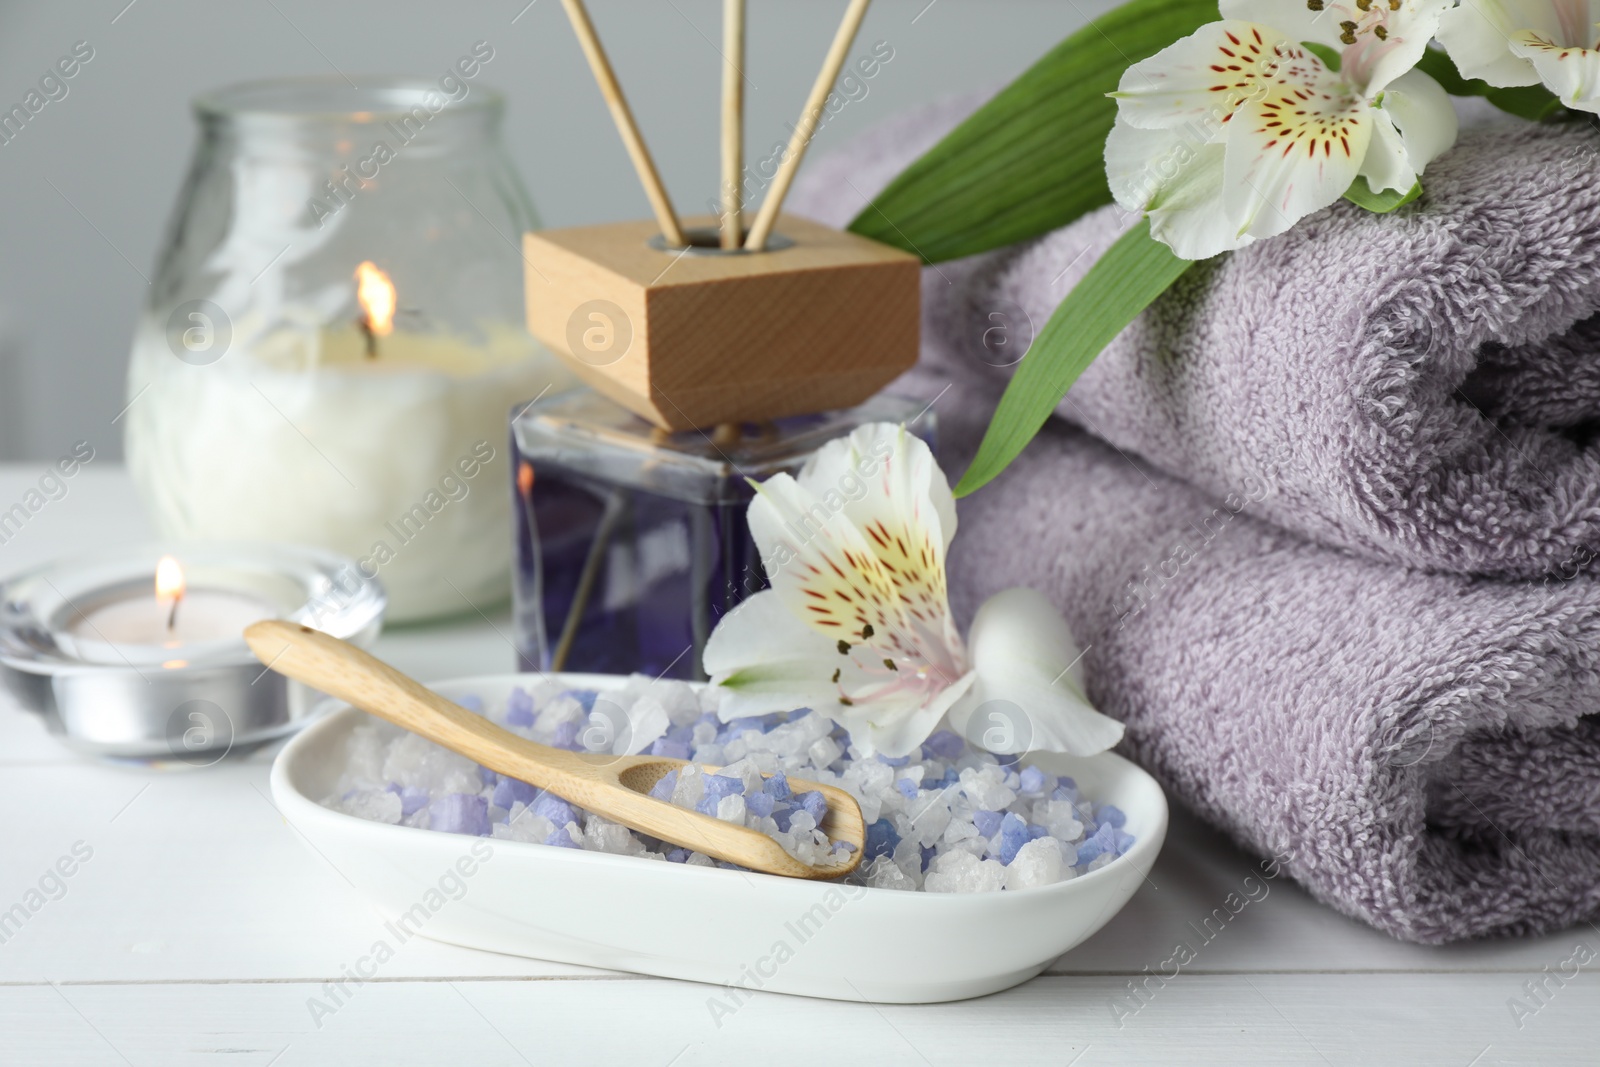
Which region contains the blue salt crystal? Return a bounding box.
[458,694,485,714]
[666,848,690,863]
[649,738,691,760]
[938,767,962,788]
[920,845,937,872]
[998,812,1029,865]
[1027,823,1050,841]
[429,793,490,836]
[747,791,775,818]
[387,784,430,817]
[509,779,538,806]
[972,810,1005,839]
[922,730,965,760]
[704,774,745,800]
[1077,821,1118,863]
[551,721,581,750]
[533,792,577,828]
[695,795,720,816]
[1097,804,1127,829]
[875,752,911,768]
[865,818,900,860]
[492,778,516,810]
[649,770,678,801]
[477,765,498,786]
[666,724,695,744]
[763,772,792,801]
[505,688,535,727]
[562,689,599,712]
[1018,765,1048,795]
[1051,778,1079,803]
[546,825,581,849]
[1114,828,1137,854]
[796,791,828,823]
[894,778,919,799]
[772,805,794,832]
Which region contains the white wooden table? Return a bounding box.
[0,464,1592,1065]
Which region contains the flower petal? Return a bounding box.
[1510,31,1600,112]
[1111,21,1292,131]
[1223,53,1371,245]
[797,425,957,644]
[1437,0,1547,87]
[1219,0,1345,49]
[1360,69,1458,194]
[946,588,1125,757]
[835,671,976,759]
[746,472,901,646]
[1107,122,1242,259]
[704,591,850,717]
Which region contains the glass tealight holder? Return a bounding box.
[0,542,384,762]
[124,77,577,623]
[510,389,936,681]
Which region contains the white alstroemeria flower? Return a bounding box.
[702,423,1124,760]
[1439,0,1600,112]
[1107,1,1457,260]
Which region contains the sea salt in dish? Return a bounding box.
[323,674,1134,892]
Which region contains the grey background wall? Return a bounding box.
[0,0,1117,461]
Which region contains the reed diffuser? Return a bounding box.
[523,0,920,431]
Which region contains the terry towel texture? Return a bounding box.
[790,99,1600,942]
[807,98,1600,581]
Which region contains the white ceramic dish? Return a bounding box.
[271,672,1168,1003]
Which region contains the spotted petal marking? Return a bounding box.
[1112,21,1295,134]
[799,426,961,670]
[746,473,901,647]
[1510,29,1600,112]
[1224,46,1371,243]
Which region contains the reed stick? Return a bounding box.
[720,0,746,250]
[744,0,871,251]
[560,0,687,247]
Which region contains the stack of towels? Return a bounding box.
[792,96,1600,944]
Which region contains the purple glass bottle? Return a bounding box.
[511,390,935,681]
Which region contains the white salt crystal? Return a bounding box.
[1004,837,1064,890]
[670,765,705,808]
[864,856,918,892]
[337,789,402,824]
[686,852,716,867]
[715,794,747,824]
[924,852,1007,894]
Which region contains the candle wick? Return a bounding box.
[166,594,182,632]
[359,316,378,359]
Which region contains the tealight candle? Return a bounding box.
[64,555,274,650]
[0,544,384,761]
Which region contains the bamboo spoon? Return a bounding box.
[246,621,865,880]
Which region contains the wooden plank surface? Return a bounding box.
[0,464,1594,1064]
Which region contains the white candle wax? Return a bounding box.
[67,587,273,648]
[125,317,575,622]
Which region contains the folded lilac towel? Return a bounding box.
[790,100,1600,942]
[796,98,1600,581]
[954,416,1600,944]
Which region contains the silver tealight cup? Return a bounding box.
[0,542,384,763]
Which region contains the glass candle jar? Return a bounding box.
[511,390,936,681]
[124,76,576,622]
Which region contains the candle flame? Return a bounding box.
[517,461,534,496]
[355,261,396,337]
[155,555,186,603]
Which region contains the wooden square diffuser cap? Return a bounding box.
[523,216,920,431]
[541,0,915,430]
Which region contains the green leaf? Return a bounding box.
[1343,176,1421,213]
[954,220,1193,497]
[1301,42,1341,71]
[847,0,1216,264]
[1413,47,1571,122]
